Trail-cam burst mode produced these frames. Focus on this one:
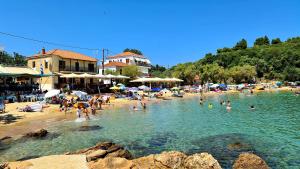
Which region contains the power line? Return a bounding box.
[0,31,99,51]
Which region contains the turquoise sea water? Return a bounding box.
[0,91,299,168]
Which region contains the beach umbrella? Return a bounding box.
[72,90,87,98]
[45,89,60,98]
[138,85,149,90]
[161,88,170,93]
[117,83,126,90]
[128,87,139,92]
[115,75,130,79]
[210,84,219,88]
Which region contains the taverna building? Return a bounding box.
[27,48,98,90]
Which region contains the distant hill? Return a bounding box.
[159,36,300,83]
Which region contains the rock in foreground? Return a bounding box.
[233,152,269,169]
[89,151,222,169]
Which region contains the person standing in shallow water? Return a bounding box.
[84,107,90,120]
[226,100,231,112]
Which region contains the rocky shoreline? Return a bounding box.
[1,136,270,169]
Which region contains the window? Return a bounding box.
[126,59,130,64]
[44,60,48,69]
[59,60,66,70]
[88,63,94,72]
[75,62,79,71]
[32,61,36,68]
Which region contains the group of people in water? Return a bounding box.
[199,89,256,112]
[200,97,232,112]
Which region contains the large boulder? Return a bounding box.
[88,157,135,169]
[86,149,107,162]
[184,153,222,169]
[132,151,187,169]
[154,151,187,168]
[232,153,269,169]
[24,129,48,138]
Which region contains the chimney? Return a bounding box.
[42,48,46,54]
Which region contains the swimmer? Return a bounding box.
[208,103,213,109]
[199,98,204,105]
[226,105,231,112]
[227,100,231,107]
[250,105,255,110]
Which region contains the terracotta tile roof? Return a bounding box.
[27,49,97,62]
[104,62,128,67]
[107,52,146,59]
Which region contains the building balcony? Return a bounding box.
[59,66,97,73]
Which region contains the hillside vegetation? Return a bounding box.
[151,36,300,84]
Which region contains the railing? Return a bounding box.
[133,62,151,67]
[59,66,97,73]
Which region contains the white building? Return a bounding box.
[99,52,151,76]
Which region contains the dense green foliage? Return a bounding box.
[149,64,166,77]
[0,51,27,66]
[123,48,143,55]
[122,65,142,78]
[158,36,300,84]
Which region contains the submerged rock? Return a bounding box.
[77,125,103,132]
[0,136,12,141]
[233,153,269,169]
[67,141,133,161]
[24,129,48,138]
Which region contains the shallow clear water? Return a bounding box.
[1,91,299,168]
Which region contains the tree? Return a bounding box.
[0,51,27,66]
[234,39,247,50]
[283,66,300,81]
[254,36,270,46]
[271,38,282,45]
[123,48,143,55]
[228,65,256,83]
[122,65,142,78]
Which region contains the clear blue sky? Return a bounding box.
[0,0,299,67]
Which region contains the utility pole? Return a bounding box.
[102,48,105,75]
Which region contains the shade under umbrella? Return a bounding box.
[45,89,60,98]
